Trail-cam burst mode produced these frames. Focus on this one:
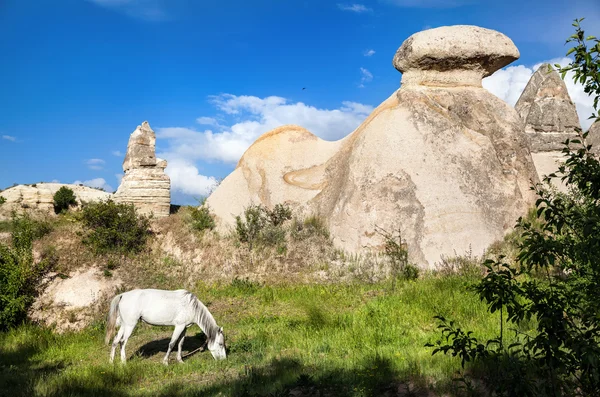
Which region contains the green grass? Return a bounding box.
[0,276,527,396]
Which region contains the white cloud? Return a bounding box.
[164,159,218,197]
[363,49,376,57]
[112,150,123,157]
[2,135,16,142]
[337,3,373,13]
[86,158,106,170]
[196,117,219,126]
[73,178,114,193]
[115,173,123,185]
[359,67,373,88]
[87,0,167,21]
[483,57,596,131]
[157,94,374,166]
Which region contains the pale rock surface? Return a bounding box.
[515,64,582,190]
[206,25,539,267]
[587,120,600,154]
[0,183,111,220]
[114,121,171,218]
[30,268,122,332]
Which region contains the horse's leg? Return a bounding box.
[119,324,136,363]
[110,326,125,363]
[176,328,187,363]
[163,324,185,366]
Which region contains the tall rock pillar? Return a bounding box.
[114,121,171,217]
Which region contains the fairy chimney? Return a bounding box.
[515,64,581,189]
[114,121,171,217]
[206,25,539,267]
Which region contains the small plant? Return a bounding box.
[435,246,484,278]
[80,199,150,256]
[376,226,419,287]
[189,205,216,232]
[268,203,292,227]
[291,215,330,241]
[53,186,77,214]
[0,196,6,205]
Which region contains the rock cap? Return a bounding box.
[394,25,519,86]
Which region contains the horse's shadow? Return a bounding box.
[132,332,207,361]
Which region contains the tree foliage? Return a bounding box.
[80,199,150,256]
[53,186,77,214]
[0,214,56,330]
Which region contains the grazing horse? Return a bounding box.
[105,289,226,364]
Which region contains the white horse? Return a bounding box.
[105,289,226,364]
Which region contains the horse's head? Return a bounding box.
[208,327,226,360]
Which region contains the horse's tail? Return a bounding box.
[105,294,123,345]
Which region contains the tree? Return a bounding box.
[53,186,77,214]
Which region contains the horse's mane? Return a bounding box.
[184,291,219,340]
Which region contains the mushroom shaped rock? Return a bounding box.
[207,25,539,268]
[113,121,171,218]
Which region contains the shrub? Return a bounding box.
[80,199,150,255]
[268,203,292,227]
[189,205,216,232]
[376,226,419,286]
[235,203,293,250]
[53,186,77,214]
[0,214,55,330]
[291,215,330,241]
[0,196,6,205]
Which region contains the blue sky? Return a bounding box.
[1,0,599,204]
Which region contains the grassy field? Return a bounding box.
[0,275,529,397]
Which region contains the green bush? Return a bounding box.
[0,196,6,206]
[53,186,77,214]
[80,199,150,255]
[0,214,56,330]
[268,203,292,227]
[235,203,293,249]
[189,205,216,232]
[291,215,330,241]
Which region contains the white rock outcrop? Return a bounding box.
[515,64,582,189]
[0,183,111,220]
[113,121,171,218]
[207,25,539,267]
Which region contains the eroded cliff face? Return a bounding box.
[207,25,539,267]
[114,121,171,218]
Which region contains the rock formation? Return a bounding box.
[206,25,539,268]
[0,183,111,220]
[113,121,171,218]
[587,120,600,154]
[515,64,581,188]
